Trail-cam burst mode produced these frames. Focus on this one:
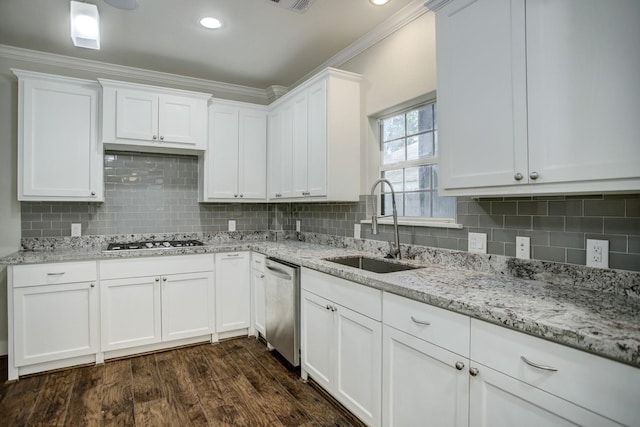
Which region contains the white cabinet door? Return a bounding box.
[208,104,240,199]
[215,253,251,332]
[251,254,266,337]
[382,326,469,427]
[115,89,158,141]
[101,276,162,351]
[158,94,205,146]
[161,271,215,342]
[291,92,309,198]
[13,281,98,367]
[335,302,382,427]
[436,0,528,191]
[526,0,640,185]
[306,79,327,197]
[268,109,284,199]
[301,290,334,391]
[15,71,102,201]
[278,102,295,198]
[468,363,619,427]
[239,108,267,200]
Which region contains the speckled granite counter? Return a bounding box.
[2,238,639,368]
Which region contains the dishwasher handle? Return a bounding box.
[265,265,293,280]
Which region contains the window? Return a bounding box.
[379,101,456,220]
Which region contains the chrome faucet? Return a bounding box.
[370,178,401,259]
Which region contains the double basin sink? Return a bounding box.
[324,256,419,274]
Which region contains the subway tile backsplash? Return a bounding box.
[20,152,640,271]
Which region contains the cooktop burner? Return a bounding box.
[106,240,204,251]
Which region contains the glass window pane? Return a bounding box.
[432,164,439,189]
[383,139,405,164]
[432,194,456,218]
[405,192,430,217]
[382,169,403,192]
[407,133,434,161]
[407,105,434,135]
[382,115,405,142]
[405,166,431,191]
[382,193,404,216]
[434,131,439,157]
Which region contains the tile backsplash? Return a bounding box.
[20,152,640,271]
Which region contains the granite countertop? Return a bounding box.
[2,240,639,368]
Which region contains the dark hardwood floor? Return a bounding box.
[0,337,365,427]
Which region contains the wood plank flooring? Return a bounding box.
[0,337,365,427]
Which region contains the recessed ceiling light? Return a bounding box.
[200,17,222,29]
[370,0,389,5]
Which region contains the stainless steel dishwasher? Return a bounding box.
[264,257,300,367]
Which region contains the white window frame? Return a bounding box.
[362,94,462,229]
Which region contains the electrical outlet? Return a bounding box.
[296,220,301,232]
[71,223,81,237]
[228,220,236,232]
[468,232,487,254]
[516,236,530,259]
[586,239,609,269]
[354,224,361,239]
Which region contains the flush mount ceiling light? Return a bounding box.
[200,17,223,29]
[370,0,390,4]
[70,1,100,49]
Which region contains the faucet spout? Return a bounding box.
[370,178,401,259]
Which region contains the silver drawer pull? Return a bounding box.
[47,272,65,276]
[521,356,558,372]
[411,316,431,326]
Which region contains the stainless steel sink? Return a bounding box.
[324,256,419,274]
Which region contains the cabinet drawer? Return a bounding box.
[251,252,266,272]
[12,261,97,287]
[301,267,382,321]
[470,319,640,426]
[100,254,214,279]
[383,292,470,358]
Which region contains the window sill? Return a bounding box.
[360,218,463,229]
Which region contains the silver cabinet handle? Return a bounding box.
[225,253,240,257]
[326,304,331,310]
[259,274,265,279]
[234,194,238,198]
[152,135,158,140]
[331,305,337,312]
[411,316,431,326]
[91,191,96,196]
[455,361,465,370]
[162,277,167,282]
[240,194,244,198]
[275,194,282,198]
[469,367,479,376]
[514,173,523,181]
[521,356,558,372]
[160,136,164,141]
[155,277,160,282]
[47,272,65,276]
[529,172,539,180]
[90,283,95,288]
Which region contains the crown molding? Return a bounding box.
[424,0,452,12]
[0,44,269,102]
[265,85,289,103]
[290,0,429,89]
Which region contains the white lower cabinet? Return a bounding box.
[100,254,215,354]
[301,268,382,427]
[8,261,99,380]
[470,319,640,427]
[382,292,470,427]
[251,253,266,337]
[215,252,251,334]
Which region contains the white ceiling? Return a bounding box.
[0,0,421,90]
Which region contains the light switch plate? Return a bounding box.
[228,220,236,232]
[516,236,530,259]
[296,220,301,232]
[586,239,609,268]
[468,232,487,254]
[71,223,81,237]
[354,224,361,239]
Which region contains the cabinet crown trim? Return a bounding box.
[98,78,212,100]
[424,0,453,11]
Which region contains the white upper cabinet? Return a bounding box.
[430,0,640,196]
[268,68,362,202]
[100,79,210,153]
[14,70,103,202]
[201,100,267,201]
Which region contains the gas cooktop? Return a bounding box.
[105,240,204,251]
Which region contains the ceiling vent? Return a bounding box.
[266,0,315,13]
